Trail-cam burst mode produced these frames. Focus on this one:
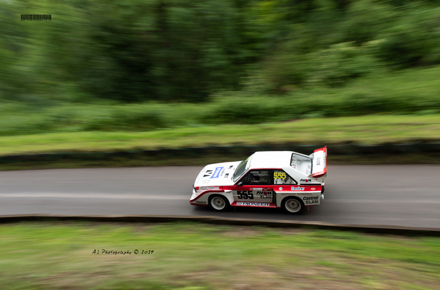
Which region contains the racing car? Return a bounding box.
[190,146,327,214]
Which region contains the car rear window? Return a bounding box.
[291,153,312,175]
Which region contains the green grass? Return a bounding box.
[0,114,439,156]
[0,222,439,290]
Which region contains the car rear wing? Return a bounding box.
[311,146,327,178]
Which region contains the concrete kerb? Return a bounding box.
[1,214,439,237]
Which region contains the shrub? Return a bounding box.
[305,43,378,87]
[377,7,440,68]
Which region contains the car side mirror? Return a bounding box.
[237,181,243,186]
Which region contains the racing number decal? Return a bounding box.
[274,171,286,180]
[237,191,254,199]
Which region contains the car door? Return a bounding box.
[233,170,273,203]
[271,169,298,206]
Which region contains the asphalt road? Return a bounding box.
[0,166,439,228]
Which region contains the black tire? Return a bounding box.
[282,197,305,214]
[209,195,230,212]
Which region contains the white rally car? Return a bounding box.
[190,146,327,214]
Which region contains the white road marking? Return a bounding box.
[329,199,440,204]
[0,193,188,200]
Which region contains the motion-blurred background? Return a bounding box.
[1,0,440,160]
[1,3,440,289]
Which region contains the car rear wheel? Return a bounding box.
[209,195,230,211]
[282,197,304,214]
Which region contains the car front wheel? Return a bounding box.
[282,197,304,214]
[209,195,230,211]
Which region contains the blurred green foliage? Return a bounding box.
[1,0,262,102]
[1,0,440,132]
[1,65,440,135]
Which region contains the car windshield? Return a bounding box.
[233,156,251,182]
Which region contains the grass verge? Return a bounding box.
[0,222,439,290]
[0,114,439,170]
[0,114,439,156]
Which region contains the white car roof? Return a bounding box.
[248,151,293,169]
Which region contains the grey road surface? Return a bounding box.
[0,166,439,228]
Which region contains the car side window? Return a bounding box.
[241,170,271,185]
[273,170,297,185]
